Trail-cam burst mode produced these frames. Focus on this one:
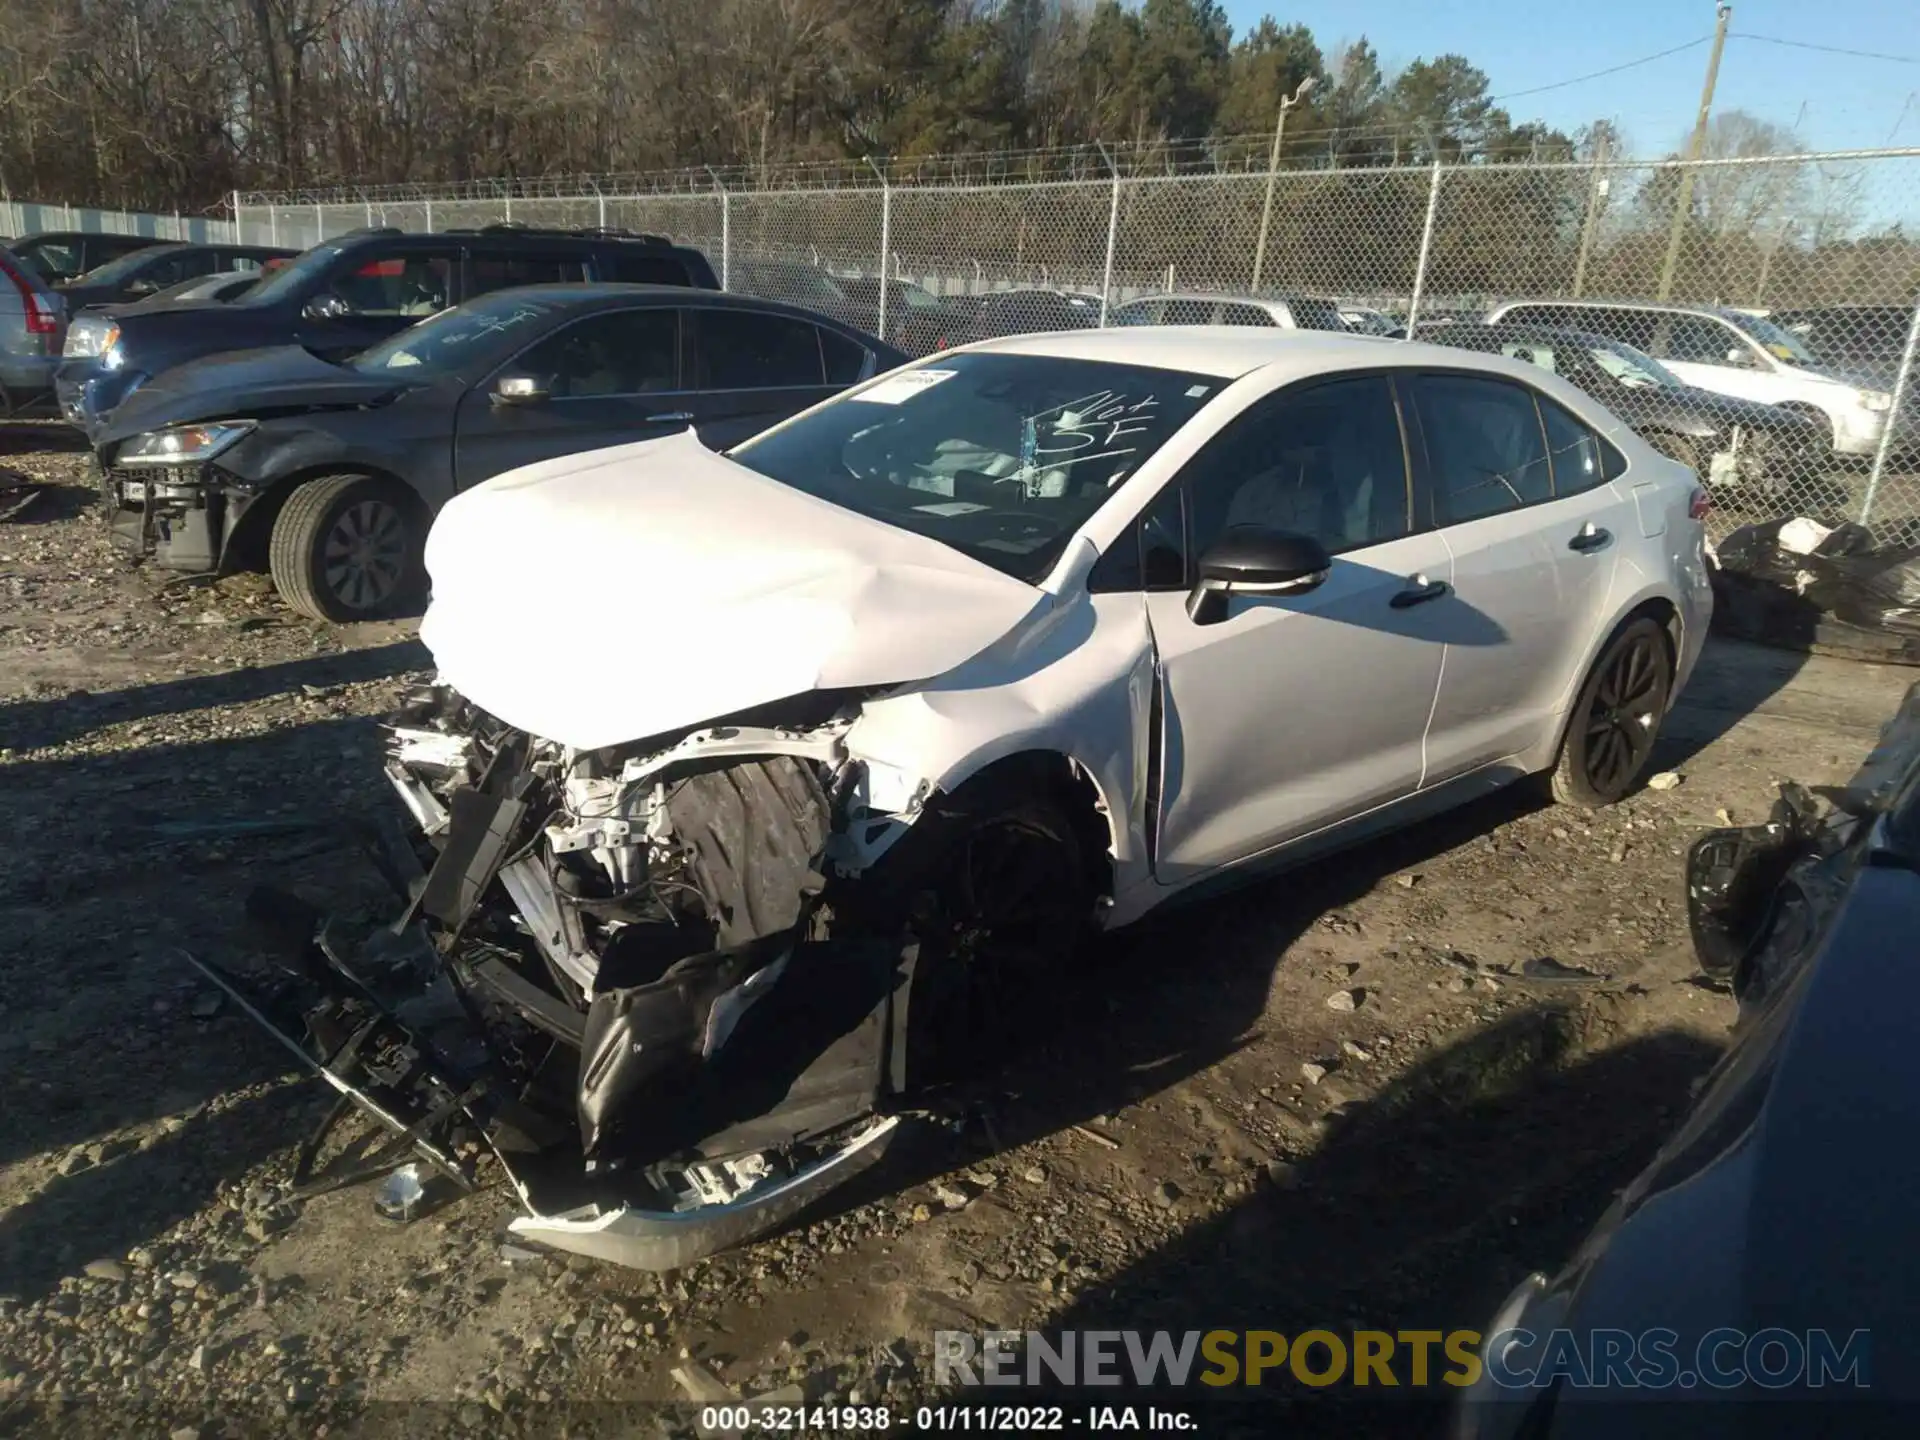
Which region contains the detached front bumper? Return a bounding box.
[101,461,258,573]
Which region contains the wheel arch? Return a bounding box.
[221,462,431,574]
[1772,398,1840,449]
[922,747,1120,908]
[1544,593,1682,767]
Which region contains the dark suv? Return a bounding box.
[56,226,719,437]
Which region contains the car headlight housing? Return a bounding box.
[1862,391,1893,412]
[115,422,255,468]
[63,317,119,359]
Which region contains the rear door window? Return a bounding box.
[1288,297,1345,331]
[1498,339,1560,375]
[23,239,83,279]
[693,308,826,389]
[1538,396,1608,495]
[467,253,588,299]
[1163,300,1213,325]
[1412,373,1554,523]
[1218,302,1276,327]
[599,253,696,286]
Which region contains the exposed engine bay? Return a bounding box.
[206,679,948,1270]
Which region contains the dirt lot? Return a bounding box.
[1,423,1912,1437]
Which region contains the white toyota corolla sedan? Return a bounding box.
[273,328,1714,1267]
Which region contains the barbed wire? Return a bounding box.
[235,136,1920,210]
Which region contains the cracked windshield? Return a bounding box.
[729,352,1217,581]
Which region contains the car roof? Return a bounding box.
[460,282,903,349]
[1492,296,1753,323]
[1120,292,1316,307]
[1423,320,1619,348]
[963,325,1540,382]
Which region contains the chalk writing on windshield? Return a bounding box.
[1014,390,1164,496]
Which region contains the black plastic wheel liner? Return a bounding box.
[665,755,832,947]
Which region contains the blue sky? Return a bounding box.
[1220,0,1920,158]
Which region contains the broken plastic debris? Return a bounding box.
[672,1361,738,1403]
[1519,957,1609,984]
[372,1164,428,1223]
[1645,772,1683,791]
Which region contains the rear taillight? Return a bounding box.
[0,253,58,337]
[1689,486,1712,521]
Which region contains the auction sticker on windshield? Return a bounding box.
[855,370,957,404]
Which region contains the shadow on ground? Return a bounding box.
[0,1077,318,1299]
[0,421,87,456]
[1651,634,1809,772]
[0,638,429,751]
[1023,1016,1722,1439]
[0,715,402,1179]
[830,781,1555,1215]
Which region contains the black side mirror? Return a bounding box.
[1186,529,1332,625]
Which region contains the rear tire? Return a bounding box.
[268,474,424,623]
[1550,617,1674,808]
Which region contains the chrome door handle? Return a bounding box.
[646,411,695,424]
[1391,576,1451,608]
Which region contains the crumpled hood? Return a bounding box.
[98,344,409,447]
[419,429,1048,750]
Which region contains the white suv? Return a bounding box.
[1484,298,1895,456]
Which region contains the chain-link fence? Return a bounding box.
[240,147,1920,538]
[0,199,236,244]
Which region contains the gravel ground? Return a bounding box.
[1,424,1912,1436]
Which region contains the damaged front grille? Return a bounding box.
[206,680,930,1270]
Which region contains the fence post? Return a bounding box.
[1860,287,1920,527]
[865,157,891,339]
[365,198,374,228]
[1097,142,1120,328]
[504,191,513,225]
[705,167,730,289]
[313,202,323,243]
[269,204,279,247]
[595,183,606,231]
[424,198,434,232]
[230,190,241,243]
[1571,137,1609,298]
[1404,160,1444,332]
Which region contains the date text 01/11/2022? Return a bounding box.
[698,1405,1198,1431]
